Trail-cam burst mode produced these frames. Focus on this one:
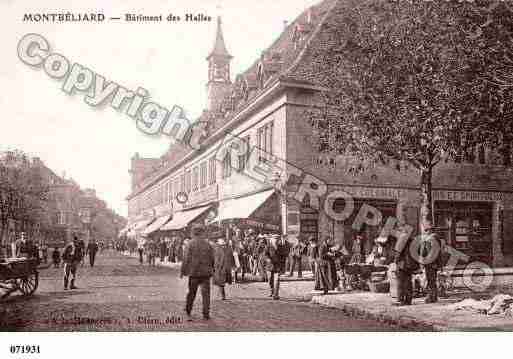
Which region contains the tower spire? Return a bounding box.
[206,15,232,111]
[207,16,232,60]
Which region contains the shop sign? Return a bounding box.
[433,190,504,202]
[339,186,402,200]
[235,219,280,232]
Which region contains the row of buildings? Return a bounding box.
[124,0,513,267]
[0,154,126,249]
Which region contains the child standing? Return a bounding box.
[52,247,61,268]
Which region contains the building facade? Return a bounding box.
[0,155,126,250]
[127,0,513,267]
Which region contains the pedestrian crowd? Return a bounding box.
[176,221,445,319]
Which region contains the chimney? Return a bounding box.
[283,20,288,29]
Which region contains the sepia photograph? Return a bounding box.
[1,0,513,349]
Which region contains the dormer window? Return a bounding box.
[257,63,265,89]
[242,81,249,101]
[292,22,312,50]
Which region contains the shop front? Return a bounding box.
[432,189,513,267]
[332,198,397,253]
[215,189,281,234]
[315,185,411,252]
[434,201,493,266]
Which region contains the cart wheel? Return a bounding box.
[17,271,39,296]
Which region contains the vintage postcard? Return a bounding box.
[1,0,513,349]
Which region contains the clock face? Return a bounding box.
[213,64,227,80]
[175,191,188,204]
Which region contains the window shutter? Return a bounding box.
[501,209,513,255]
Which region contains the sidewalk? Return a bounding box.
[310,284,513,331]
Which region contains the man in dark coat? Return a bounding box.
[394,233,419,305]
[160,239,167,262]
[62,236,83,290]
[266,234,290,300]
[256,236,268,282]
[86,239,99,267]
[420,222,443,303]
[181,225,215,320]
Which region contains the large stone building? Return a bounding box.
[127,0,513,267]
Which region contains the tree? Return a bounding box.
[310,0,513,233]
[0,150,50,243]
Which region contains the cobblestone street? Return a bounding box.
[1,251,396,331]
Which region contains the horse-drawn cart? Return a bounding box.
[0,258,40,299]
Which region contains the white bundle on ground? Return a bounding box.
[447,294,513,315]
[447,298,491,314]
[488,294,513,315]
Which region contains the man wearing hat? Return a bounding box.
[393,230,418,305]
[181,224,215,320]
[266,234,290,300]
[420,221,443,303]
[62,236,83,290]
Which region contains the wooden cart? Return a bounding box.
[0,258,39,299]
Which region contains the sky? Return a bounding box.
[0,0,321,217]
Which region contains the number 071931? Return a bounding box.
[10,345,40,354]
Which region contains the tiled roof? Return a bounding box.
[206,0,338,130]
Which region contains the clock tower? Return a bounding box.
[206,16,232,111]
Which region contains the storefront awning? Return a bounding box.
[143,215,172,235]
[217,189,275,222]
[133,218,155,232]
[160,205,212,231]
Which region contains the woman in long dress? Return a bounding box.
[314,236,339,294]
[256,236,269,282]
